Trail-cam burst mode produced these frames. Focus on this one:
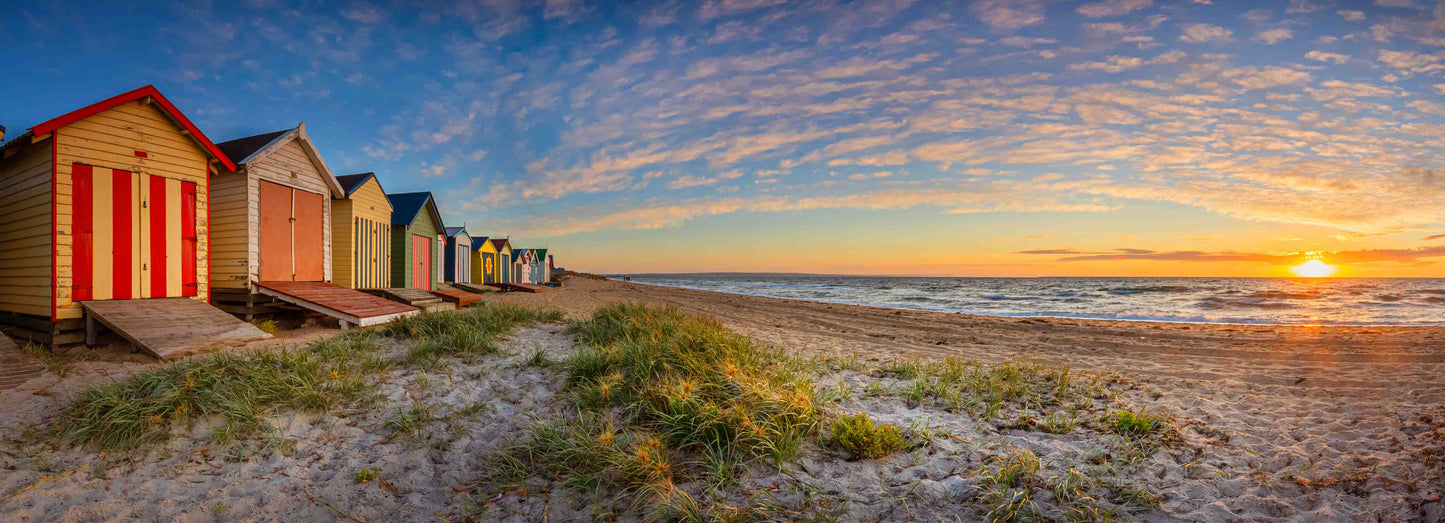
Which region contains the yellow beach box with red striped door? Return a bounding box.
[0,85,235,342]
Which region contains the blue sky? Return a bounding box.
[4,0,1445,276]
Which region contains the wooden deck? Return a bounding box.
[254,281,419,327]
[429,288,483,307]
[368,288,455,313]
[0,333,45,390]
[80,298,271,360]
[486,282,546,293]
[450,282,496,294]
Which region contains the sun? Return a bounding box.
[1289,258,1338,278]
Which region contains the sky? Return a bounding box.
[3,0,1444,277]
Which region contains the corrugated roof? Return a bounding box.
[215,129,290,165]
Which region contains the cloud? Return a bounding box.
[1377,49,1445,73]
[1255,29,1292,44]
[698,0,787,20]
[1305,50,1349,64]
[1070,55,1144,73]
[667,175,720,189]
[1077,0,1153,18]
[1337,10,1366,20]
[495,180,1111,237]
[1019,246,1445,264]
[999,36,1057,47]
[1179,23,1233,43]
[971,0,1044,29]
[340,4,383,23]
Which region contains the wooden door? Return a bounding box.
[457,244,470,283]
[73,164,198,301]
[259,181,325,282]
[412,234,431,290]
[258,181,292,282]
[292,190,324,281]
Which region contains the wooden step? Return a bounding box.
[79,298,272,360]
[255,282,418,327]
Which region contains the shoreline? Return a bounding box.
[623,280,1445,328]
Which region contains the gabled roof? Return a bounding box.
[17,85,237,171]
[489,238,511,251]
[216,130,288,164]
[215,123,344,197]
[470,236,491,250]
[534,248,548,261]
[336,172,382,197]
[444,227,468,238]
[387,191,445,229]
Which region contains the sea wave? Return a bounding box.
[1104,285,1194,295]
[624,275,1445,326]
[1198,297,1295,309]
[1243,291,1319,300]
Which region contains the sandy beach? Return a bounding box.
[479,278,1445,519]
[1,276,1442,521]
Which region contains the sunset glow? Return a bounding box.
[1289,259,1338,279]
[3,1,1444,277]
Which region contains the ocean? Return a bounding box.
[619,274,1445,326]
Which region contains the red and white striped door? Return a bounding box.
[72,164,198,301]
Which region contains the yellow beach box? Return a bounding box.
[0,85,236,347]
[331,173,394,290]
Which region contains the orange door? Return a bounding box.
[293,190,325,281]
[258,181,292,281]
[412,234,431,290]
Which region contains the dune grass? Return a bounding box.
[827,413,909,460]
[56,330,387,450]
[386,304,563,364]
[52,304,564,451]
[21,343,96,377]
[485,303,824,517]
[880,358,1115,434]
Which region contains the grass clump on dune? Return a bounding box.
[487,303,823,517]
[386,304,563,364]
[826,412,909,460]
[882,358,1114,432]
[55,305,563,451]
[57,330,387,450]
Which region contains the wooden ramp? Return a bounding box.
[80,298,271,360]
[487,282,546,293]
[0,333,45,389]
[368,288,455,313]
[255,281,419,327]
[451,283,497,294]
[430,287,483,308]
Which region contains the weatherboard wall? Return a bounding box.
[0,140,55,318]
[210,138,334,289]
[51,100,213,320]
[332,177,392,289]
[389,202,444,289]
